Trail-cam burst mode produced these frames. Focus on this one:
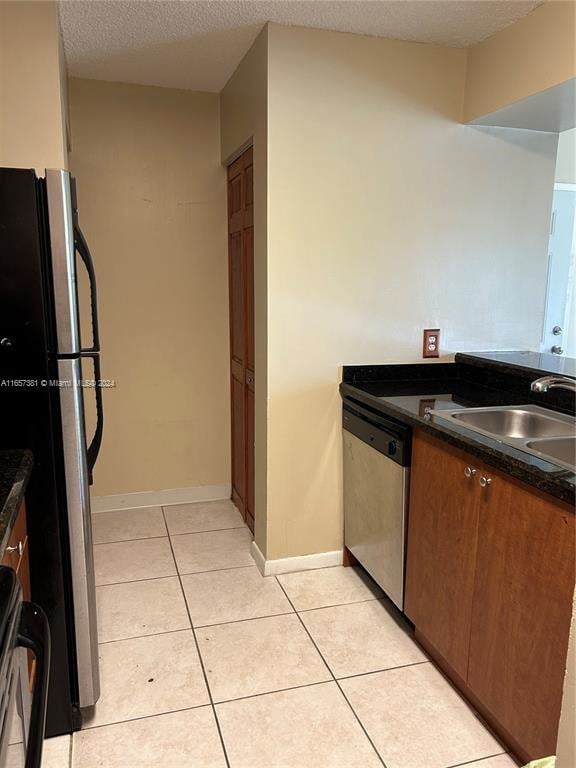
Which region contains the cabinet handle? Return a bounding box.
[479,475,492,488]
[464,466,477,478]
[6,541,23,556]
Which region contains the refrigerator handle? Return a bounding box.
[81,352,104,485]
[74,223,101,354]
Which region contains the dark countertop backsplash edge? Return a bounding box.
[456,351,576,379]
[340,381,575,506]
[341,353,575,507]
[343,357,575,415]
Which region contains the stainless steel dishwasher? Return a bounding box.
[343,398,411,610]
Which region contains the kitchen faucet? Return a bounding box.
[531,376,576,394]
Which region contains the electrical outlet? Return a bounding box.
[419,398,437,417]
[423,328,440,358]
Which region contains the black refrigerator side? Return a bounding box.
[0,167,81,735]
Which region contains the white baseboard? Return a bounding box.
[251,541,343,576]
[250,541,266,574]
[91,484,231,513]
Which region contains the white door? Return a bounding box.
[541,185,576,356]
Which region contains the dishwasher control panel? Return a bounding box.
[343,400,411,467]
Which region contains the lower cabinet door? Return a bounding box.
[405,432,481,680]
[467,469,575,763]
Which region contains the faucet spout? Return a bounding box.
[531,376,576,394]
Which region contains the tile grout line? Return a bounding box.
[296,596,383,613]
[274,576,389,768]
[214,679,332,706]
[177,564,255,576]
[96,563,257,590]
[210,663,437,706]
[194,610,295,629]
[98,624,426,675]
[94,533,168,545]
[98,626,193,646]
[446,753,511,768]
[160,502,240,512]
[80,701,211,732]
[98,595,425,646]
[96,568,387,620]
[71,703,215,735]
[98,609,295,645]
[96,574,178,588]
[91,500,237,518]
[96,571,178,588]
[93,534,169,548]
[161,507,232,768]
[94,527,246,548]
[194,607,419,640]
[169,526,246,538]
[94,524,247,548]
[336,660,430,681]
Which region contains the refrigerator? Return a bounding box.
[0,167,103,735]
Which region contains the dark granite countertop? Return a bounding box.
[457,350,576,379]
[0,451,33,558]
[340,361,575,506]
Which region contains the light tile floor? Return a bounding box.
[41,500,520,768]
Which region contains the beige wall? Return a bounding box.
[556,128,576,183]
[464,1,576,123]
[264,23,557,560]
[0,1,67,171]
[220,28,269,551]
[69,79,229,496]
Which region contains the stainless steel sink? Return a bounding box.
[525,437,576,472]
[431,404,576,472]
[450,407,575,439]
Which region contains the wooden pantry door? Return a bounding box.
[227,147,255,533]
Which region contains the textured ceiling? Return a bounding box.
[59,0,542,93]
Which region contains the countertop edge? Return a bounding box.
[0,450,34,558]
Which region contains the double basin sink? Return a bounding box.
[431,404,576,472]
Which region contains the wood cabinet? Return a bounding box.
[405,430,575,764]
[468,474,574,761]
[2,500,30,601]
[2,500,34,685]
[404,435,480,679]
[227,147,255,533]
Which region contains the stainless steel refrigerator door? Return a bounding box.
[58,358,100,708]
[343,430,408,610]
[46,169,80,356]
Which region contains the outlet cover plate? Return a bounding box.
[423,329,440,358]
